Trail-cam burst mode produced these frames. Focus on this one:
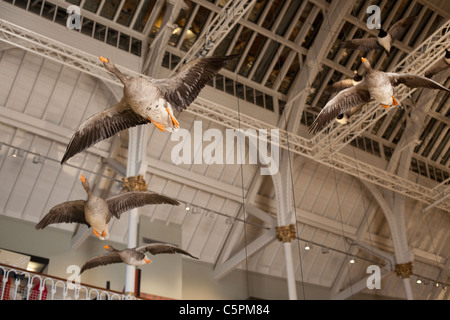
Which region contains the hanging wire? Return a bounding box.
[230,3,251,299]
[315,2,373,299]
[321,1,440,298]
[269,2,311,300]
[327,3,450,298]
[346,5,378,256]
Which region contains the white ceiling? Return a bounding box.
[0,0,449,300]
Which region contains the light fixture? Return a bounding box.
[416,279,422,284]
[185,204,191,211]
[349,257,355,264]
[304,243,311,251]
[32,155,42,164]
[12,149,24,158]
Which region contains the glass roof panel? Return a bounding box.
[83,0,101,13]
[180,4,211,51]
[133,0,158,32]
[116,0,139,27]
[100,0,122,20]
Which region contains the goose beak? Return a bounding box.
[99,56,109,63]
[361,57,367,63]
[104,245,109,250]
[80,175,86,182]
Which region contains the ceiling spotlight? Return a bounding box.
[185,205,191,211]
[416,279,422,284]
[304,243,311,250]
[12,149,24,158]
[349,258,355,264]
[32,155,42,164]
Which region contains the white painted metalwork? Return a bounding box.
[169,0,258,75]
[0,18,448,213]
[310,18,450,158]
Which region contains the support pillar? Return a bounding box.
[276,224,297,300]
[395,262,414,300]
[123,126,147,297]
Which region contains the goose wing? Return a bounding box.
[61,98,150,164]
[347,103,365,117]
[135,243,198,259]
[35,200,87,229]
[106,191,180,218]
[387,73,450,91]
[387,16,417,40]
[424,58,450,78]
[308,85,372,134]
[151,55,238,111]
[325,79,358,94]
[340,38,381,51]
[80,252,123,274]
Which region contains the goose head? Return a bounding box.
[336,113,349,125]
[378,29,388,38]
[99,56,116,73]
[104,245,117,252]
[80,175,91,193]
[361,57,372,71]
[99,57,128,85]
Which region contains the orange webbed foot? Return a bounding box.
[149,118,166,132]
[101,224,107,237]
[392,96,398,106]
[93,229,102,239]
[165,107,179,128]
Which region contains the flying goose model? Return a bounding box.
[308,57,450,134]
[80,244,198,274]
[340,16,417,53]
[425,49,450,78]
[60,55,238,164]
[35,175,180,240]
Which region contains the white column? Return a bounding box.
[124,126,144,296]
[275,222,298,300]
[124,208,139,295]
[402,278,414,300]
[273,150,298,300]
[283,241,297,300]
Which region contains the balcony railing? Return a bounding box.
[0,263,134,300]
